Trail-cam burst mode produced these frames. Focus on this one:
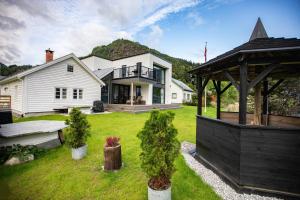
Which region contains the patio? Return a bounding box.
[105,103,181,113]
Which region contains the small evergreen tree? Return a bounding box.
[137,110,180,190]
[64,108,90,148]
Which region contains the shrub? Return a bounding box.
[64,108,91,148]
[137,110,180,190]
[0,145,46,164]
[105,136,120,147]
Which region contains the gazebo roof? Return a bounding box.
[190,18,300,74]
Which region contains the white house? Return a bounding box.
[171,78,194,104]
[0,50,104,116]
[81,53,173,105]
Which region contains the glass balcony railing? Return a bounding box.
[113,65,154,80]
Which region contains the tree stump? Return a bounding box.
[104,145,122,170]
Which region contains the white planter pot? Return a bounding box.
[71,144,87,160]
[148,185,171,200]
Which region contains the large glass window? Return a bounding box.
[101,85,109,103]
[152,87,165,104]
[153,65,165,84]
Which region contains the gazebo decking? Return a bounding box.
[190,18,300,197]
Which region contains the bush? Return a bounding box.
[0,144,46,164]
[137,110,180,190]
[64,108,91,148]
[105,136,120,147]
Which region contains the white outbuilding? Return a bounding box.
[171,78,194,104]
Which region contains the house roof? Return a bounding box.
[0,53,105,86]
[93,68,114,79]
[190,18,300,73]
[190,37,300,73]
[249,17,268,41]
[172,78,193,92]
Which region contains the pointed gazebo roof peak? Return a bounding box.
[249,17,268,41]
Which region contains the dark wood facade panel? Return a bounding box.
[240,127,300,194]
[196,115,300,196]
[196,116,240,183]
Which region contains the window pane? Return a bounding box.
[73,89,77,99]
[55,88,60,99]
[67,65,73,72]
[172,93,177,99]
[62,88,67,99]
[79,89,83,99]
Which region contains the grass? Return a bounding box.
[0,106,219,200]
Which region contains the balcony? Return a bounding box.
[113,63,154,80]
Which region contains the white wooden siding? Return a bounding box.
[0,80,23,113]
[25,57,101,113]
[171,82,184,103]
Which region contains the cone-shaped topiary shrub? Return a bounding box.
[64,108,90,148]
[137,110,180,190]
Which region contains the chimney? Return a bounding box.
[45,48,54,63]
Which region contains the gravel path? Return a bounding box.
[181,141,283,200]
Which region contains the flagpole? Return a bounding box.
[204,42,207,113]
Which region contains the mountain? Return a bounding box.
[84,39,198,87]
[0,63,32,77]
[1,39,198,89]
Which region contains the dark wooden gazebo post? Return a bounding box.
[197,75,203,115]
[239,61,248,125]
[197,75,210,116]
[262,80,269,124]
[216,81,221,119]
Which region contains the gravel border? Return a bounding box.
[181,141,283,200]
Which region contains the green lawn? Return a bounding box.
[0,106,219,200]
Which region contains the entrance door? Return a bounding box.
[112,84,130,104]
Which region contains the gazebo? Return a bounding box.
[190,18,300,197]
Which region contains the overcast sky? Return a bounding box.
[1,0,300,66]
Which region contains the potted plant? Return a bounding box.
[64,108,90,160]
[137,110,180,200]
[104,136,122,171]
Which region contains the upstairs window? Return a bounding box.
[73,89,83,99]
[55,88,67,99]
[67,65,74,72]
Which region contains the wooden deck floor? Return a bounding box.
[105,103,181,113]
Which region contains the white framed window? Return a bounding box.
[187,93,190,100]
[183,93,186,100]
[172,93,177,99]
[73,89,83,99]
[55,88,67,99]
[67,65,74,72]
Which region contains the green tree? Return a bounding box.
[64,108,91,148]
[137,110,180,190]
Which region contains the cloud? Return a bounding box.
[0,15,26,30]
[144,25,164,49]
[0,0,200,65]
[136,0,200,32]
[186,12,205,27]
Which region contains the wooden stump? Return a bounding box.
[104,145,122,171]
